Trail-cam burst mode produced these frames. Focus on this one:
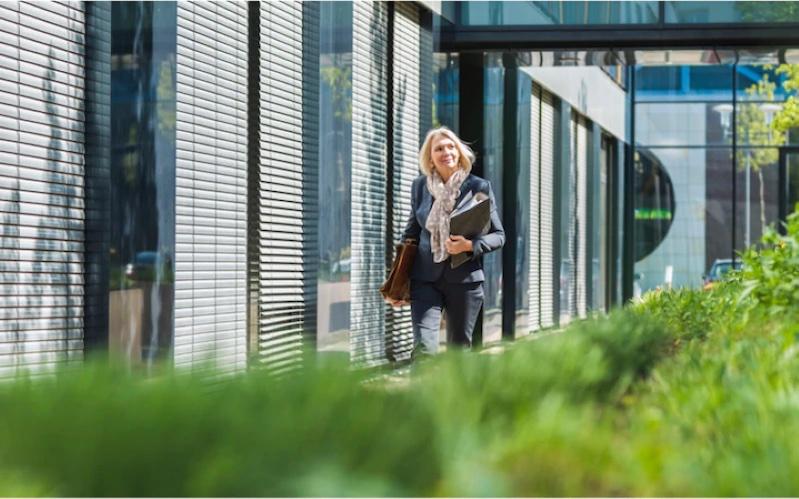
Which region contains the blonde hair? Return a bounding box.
[418,126,475,176]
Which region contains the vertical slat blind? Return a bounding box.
[567,115,578,319]
[0,1,86,378]
[576,116,589,318]
[174,2,248,373]
[539,89,556,329]
[385,2,420,362]
[528,83,541,331]
[253,2,318,374]
[351,1,388,366]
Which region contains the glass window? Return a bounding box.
[317,1,353,354]
[736,65,797,102]
[785,151,799,218]
[736,148,780,252]
[109,1,176,365]
[665,1,799,23]
[592,135,610,312]
[633,147,733,294]
[433,53,459,133]
[637,103,732,147]
[455,1,659,26]
[515,70,532,337]
[636,65,733,102]
[482,52,504,345]
[636,66,683,94]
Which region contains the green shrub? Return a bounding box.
[5,210,799,496]
[738,210,799,324]
[0,362,441,497]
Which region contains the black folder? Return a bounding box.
[449,191,490,269]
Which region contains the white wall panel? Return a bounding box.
[539,89,556,329]
[529,83,542,331]
[0,1,85,379]
[252,2,318,374]
[175,2,248,373]
[576,116,589,318]
[351,1,389,366]
[386,2,421,362]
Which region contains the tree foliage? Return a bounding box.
[773,64,799,134]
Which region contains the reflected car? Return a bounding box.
[125,251,164,282]
[703,258,742,290]
[330,257,351,281]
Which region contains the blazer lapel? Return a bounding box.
[454,175,474,208]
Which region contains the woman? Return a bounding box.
[388,127,505,355]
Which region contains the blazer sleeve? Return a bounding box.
[401,178,422,242]
[470,180,505,260]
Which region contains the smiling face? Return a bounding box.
[430,134,460,179]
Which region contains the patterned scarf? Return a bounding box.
[425,168,468,263]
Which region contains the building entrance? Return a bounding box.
[433,48,799,343]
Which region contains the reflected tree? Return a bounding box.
[773,65,799,134]
[737,69,787,231]
[739,1,799,22]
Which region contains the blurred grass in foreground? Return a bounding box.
[4,213,799,496]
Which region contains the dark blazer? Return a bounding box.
[402,173,505,283]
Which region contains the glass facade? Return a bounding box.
[786,150,799,218]
[665,1,799,23]
[449,1,799,26]
[317,1,353,354]
[431,51,626,335]
[109,1,176,365]
[7,0,799,376]
[433,53,459,132]
[514,68,532,337]
[455,1,659,26]
[634,62,796,294]
[482,53,504,343]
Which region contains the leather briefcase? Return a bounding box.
[380,239,417,304]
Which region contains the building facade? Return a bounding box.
[2,1,799,377]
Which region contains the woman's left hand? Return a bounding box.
[445,235,473,255]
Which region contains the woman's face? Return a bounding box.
[431,135,460,176]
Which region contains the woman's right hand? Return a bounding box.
[385,297,410,308]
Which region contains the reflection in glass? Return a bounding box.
[736,148,780,252]
[785,152,799,219]
[317,1,353,354]
[515,69,532,336]
[636,65,733,102]
[593,136,610,311]
[734,66,789,250]
[736,65,797,102]
[456,1,659,25]
[482,53,503,344]
[634,147,733,294]
[665,1,799,24]
[109,1,176,365]
[433,53,459,132]
[634,149,676,263]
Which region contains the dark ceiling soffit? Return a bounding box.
[438,24,799,52]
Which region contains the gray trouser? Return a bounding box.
[410,277,484,355]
